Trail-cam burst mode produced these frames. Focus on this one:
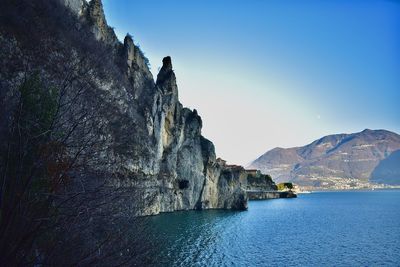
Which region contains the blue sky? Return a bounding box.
[103,0,400,165]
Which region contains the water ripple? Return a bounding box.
[126,191,400,266]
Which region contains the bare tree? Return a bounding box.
[0,0,159,265]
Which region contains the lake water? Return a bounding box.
[129,191,400,266]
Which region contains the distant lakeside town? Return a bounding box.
[294,177,400,192]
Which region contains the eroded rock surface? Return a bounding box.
[3,0,249,216]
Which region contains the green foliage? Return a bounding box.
[18,72,58,137]
[0,72,61,264]
[135,43,151,68]
[13,72,60,191]
[277,182,293,191]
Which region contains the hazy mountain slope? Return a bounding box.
[370,150,400,185]
[248,129,400,187]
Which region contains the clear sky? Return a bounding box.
[102,0,400,165]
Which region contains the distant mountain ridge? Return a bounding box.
[248,129,400,187]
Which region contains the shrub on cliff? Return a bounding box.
[277,182,294,191]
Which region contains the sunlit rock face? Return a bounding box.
[53,0,248,215]
[119,53,248,215]
[61,0,85,16]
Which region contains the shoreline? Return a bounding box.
[302,188,400,193]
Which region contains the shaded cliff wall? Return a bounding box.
[247,191,297,200]
[245,170,278,191]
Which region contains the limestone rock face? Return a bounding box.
[123,35,154,100]
[121,56,249,215]
[66,0,248,215]
[0,0,248,216]
[85,0,119,46]
[62,0,117,46]
[61,0,85,16]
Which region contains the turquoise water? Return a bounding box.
[130,191,400,266]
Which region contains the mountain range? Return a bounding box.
[248,129,400,188]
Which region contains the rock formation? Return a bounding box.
[245,169,277,191]
[82,0,252,215]
[0,1,301,264]
[0,0,250,216]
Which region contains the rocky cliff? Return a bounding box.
[0,0,247,216]
[248,129,400,187]
[245,169,277,191]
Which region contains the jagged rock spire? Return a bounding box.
[88,0,105,18]
[156,56,174,87]
[124,34,135,67]
[85,0,119,45]
[162,56,173,72]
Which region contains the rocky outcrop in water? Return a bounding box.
[247,190,297,200]
[245,169,277,191]
[243,169,297,199]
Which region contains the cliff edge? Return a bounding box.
[0,0,248,216]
